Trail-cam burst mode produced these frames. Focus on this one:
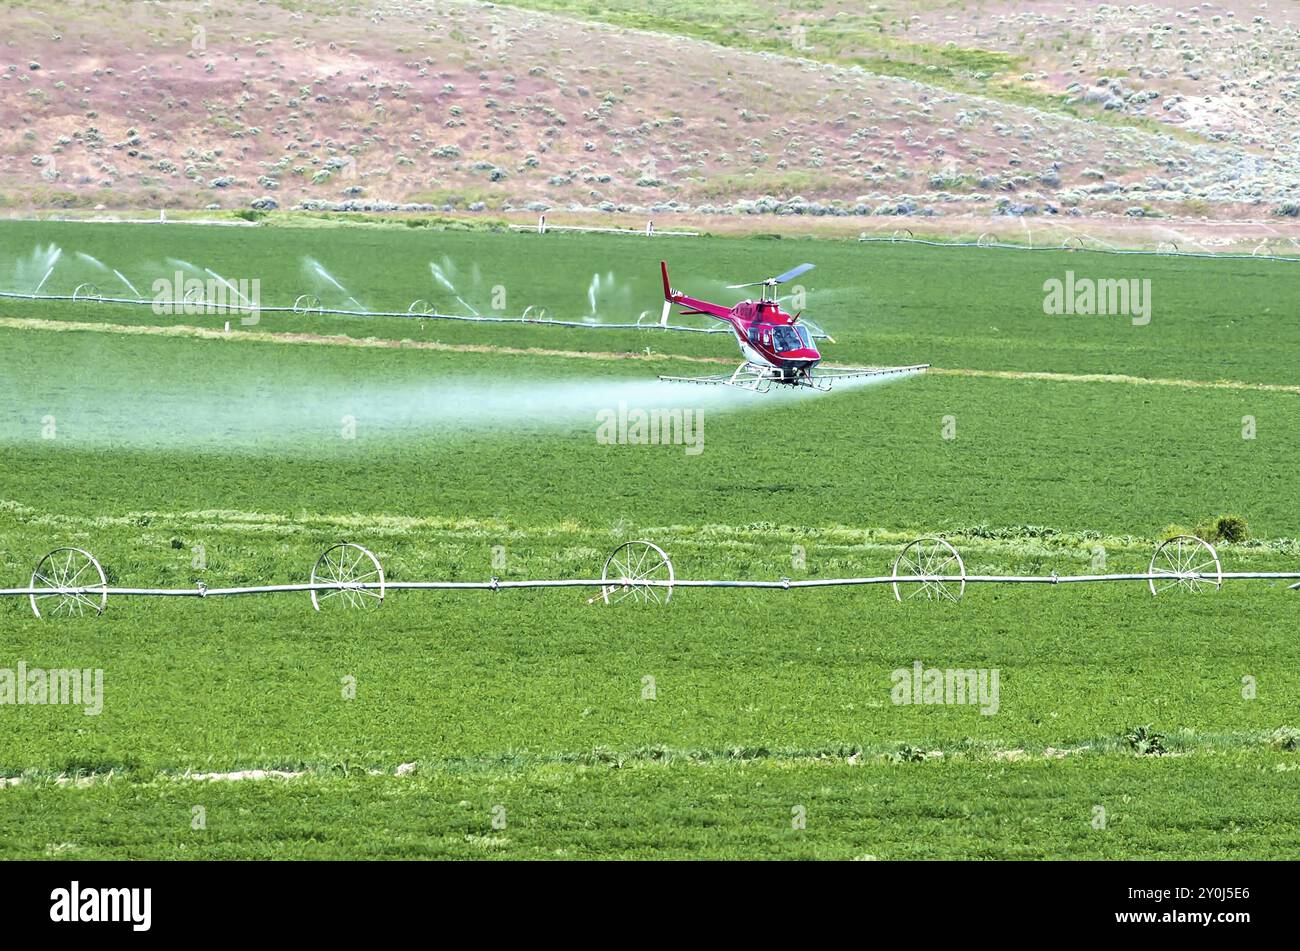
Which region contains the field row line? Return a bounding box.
[3,315,1299,394]
[8,728,1300,789]
[13,499,1299,556]
[928,366,1300,395]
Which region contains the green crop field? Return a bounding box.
[1,219,1298,859]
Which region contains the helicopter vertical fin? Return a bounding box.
[657,261,740,321]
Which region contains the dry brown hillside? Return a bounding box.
[2,0,1297,223]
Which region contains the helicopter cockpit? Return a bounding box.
[748,322,816,354]
[772,324,816,354]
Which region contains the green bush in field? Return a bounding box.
[1271,727,1300,752]
[1163,515,1248,543]
[1123,726,1167,756]
[1200,514,1249,543]
[892,745,927,763]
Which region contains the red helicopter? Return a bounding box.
[656,261,928,392]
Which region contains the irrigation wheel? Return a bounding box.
[293,294,323,315]
[310,542,385,611]
[29,547,108,619]
[891,537,966,603]
[1148,535,1221,595]
[599,541,674,605]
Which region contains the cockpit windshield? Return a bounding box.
[796,325,814,349]
[772,325,803,352]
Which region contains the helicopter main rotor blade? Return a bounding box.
[726,263,815,289]
[774,262,815,284]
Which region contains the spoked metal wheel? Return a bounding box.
[29,547,108,619]
[891,537,966,603]
[293,294,323,315]
[599,541,674,605]
[1148,535,1221,595]
[72,282,102,302]
[310,542,385,611]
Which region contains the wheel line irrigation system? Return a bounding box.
[859,229,1300,262]
[5,225,1300,336]
[5,535,1300,619]
[0,285,741,335]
